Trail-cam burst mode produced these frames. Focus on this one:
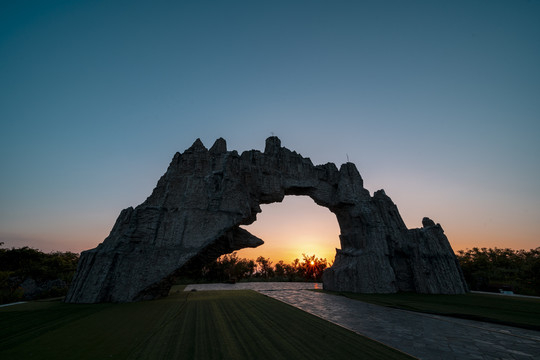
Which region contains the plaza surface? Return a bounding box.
[184,283,540,360]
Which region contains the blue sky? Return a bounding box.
[1,0,539,259]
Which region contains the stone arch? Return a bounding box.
[65,137,468,303]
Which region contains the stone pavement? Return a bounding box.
[185,283,540,360]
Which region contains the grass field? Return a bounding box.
[0,290,412,360]
[323,291,540,330]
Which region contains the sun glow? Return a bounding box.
[237,196,341,263]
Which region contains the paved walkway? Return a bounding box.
[185,283,540,360]
[0,301,26,308]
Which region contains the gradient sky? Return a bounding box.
[1,0,539,263]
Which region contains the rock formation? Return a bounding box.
[65,137,468,303]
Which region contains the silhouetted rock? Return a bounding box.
[422,217,436,228]
[66,137,468,303]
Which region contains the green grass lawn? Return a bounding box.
[322,290,540,330]
[0,290,412,360]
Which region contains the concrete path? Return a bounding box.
[0,301,26,308]
[184,282,323,292]
[185,283,540,360]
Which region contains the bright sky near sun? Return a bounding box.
[1,0,539,263]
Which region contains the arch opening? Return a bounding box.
[237,195,341,264]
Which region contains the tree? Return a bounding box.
[256,256,274,279]
[300,254,328,281]
[200,252,257,282]
[456,247,540,296]
[274,260,287,279]
[0,245,79,304]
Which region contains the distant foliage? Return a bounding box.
[189,252,330,283]
[0,245,79,304]
[456,247,540,296]
[201,252,256,282]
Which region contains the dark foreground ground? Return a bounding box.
[0,289,412,360]
[185,283,540,358]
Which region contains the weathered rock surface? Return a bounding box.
[66,137,468,303]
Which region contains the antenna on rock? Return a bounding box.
[346,153,349,162]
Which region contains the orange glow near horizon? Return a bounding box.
[234,194,536,265]
[3,191,536,259]
[237,196,341,264]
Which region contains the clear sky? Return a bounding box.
[1,0,539,263]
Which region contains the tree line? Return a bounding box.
[455,247,540,296]
[194,247,540,296]
[0,243,79,304]
[2,244,539,304]
[181,252,330,284]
